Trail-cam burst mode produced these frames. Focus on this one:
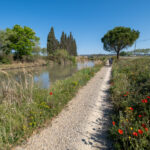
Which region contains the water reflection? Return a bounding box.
[1,61,95,89]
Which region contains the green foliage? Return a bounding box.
[47,27,59,55]
[60,31,77,56]
[101,26,140,59]
[110,58,150,150]
[60,32,66,49]
[0,63,103,149]
[0,55,12,64]
[32,46,41,56]
[120,51,127,56]
[41,48,47,56]
[49,49,76,64]
[54,49,69,58]
[0,29,13,55]
[128,49,150,55]
[7,24,40,60]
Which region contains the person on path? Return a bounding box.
[109,57,113,66]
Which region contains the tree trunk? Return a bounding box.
[117,51,119,60]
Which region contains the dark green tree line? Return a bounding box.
[47,27,77,56]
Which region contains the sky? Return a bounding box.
[0,0,150,55]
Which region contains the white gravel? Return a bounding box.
[14,64,113,150]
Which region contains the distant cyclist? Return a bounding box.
[109,58,113,66]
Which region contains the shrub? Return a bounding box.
[0,55,13,64]
[110,58,150,150]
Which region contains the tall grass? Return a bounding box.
[110,58,150,150]
[0,63,104,149]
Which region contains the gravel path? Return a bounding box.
[15,64,113,150]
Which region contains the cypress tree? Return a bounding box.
[60,31,65,49]
[72,39,77,56]
[47,27,59,54]
[64,33,68,50]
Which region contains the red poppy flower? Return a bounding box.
[141,124,146,128]
[145,128,148,132]
[147,96,150,99]
[129,107,134,111]
[138,115,142,118]
[133,132,138,136]
[118,129,123,135]
[112,121,115,126]
[124,94,127,96]
[145,99,148,103]
[49,92,53,95]
[141,99,148,103]
[138,129,143,134]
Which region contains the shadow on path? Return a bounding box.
[81,74,114,150]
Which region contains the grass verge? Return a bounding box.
[110,58,150,150]
[0,63,104,149]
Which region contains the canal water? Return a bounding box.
[1,61,95,89]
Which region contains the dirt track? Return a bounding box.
[15,64,113,150]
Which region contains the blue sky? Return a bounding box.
[0,0,150,55]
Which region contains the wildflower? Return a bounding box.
[112,121,115,126]
[129,107,134,111]
[141,99,148,103]
[118,129,123,134]
[138,115,142,118]
[145,128,148,132]
[147,96,150,99]
[133,132,138,136]
[124,94,127,96]
[128,136,131,140]
[49,92,53,95]
[29,122,32,126]
[23,125,27,130]
[138,129,143,134]
[130,127,133,130]
[141,124,146,128]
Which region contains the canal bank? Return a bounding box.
[0,62,105,149]
[15,63,112,150]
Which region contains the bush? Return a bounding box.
[48,49,76,64]
[110,58,150,150]
[0,55,12,64]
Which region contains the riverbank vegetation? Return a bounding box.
[0,62,104,149]
[0,25,77,66]
[110,58,150,149]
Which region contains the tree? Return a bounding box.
[0,29,13,55]
[64,33,68,50]
[60,31,65,49]
[32,46,41,55]
[67,32,73,55]
[47,27,59,55]
[41,48,47,56]
[120,51,127,56]
[101,26,140,59]
[7,24,40,59]
[72,39,77,56]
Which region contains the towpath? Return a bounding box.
[15,63,113,150]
